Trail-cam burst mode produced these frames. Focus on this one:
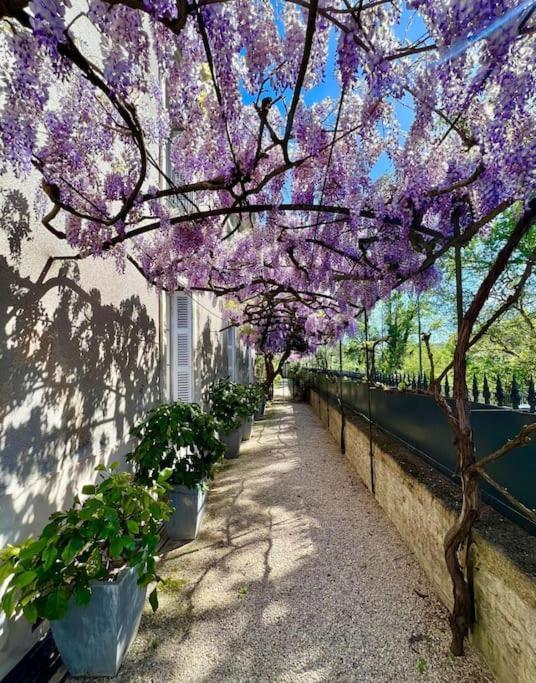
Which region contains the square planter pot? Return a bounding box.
[51,566,146,678]
[165,482,207,541]
[241,415,254,441]
[219,427,241,459]
[254,400,266,420]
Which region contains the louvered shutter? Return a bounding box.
[173,293,193,402]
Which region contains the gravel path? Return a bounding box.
[99,394,493,683]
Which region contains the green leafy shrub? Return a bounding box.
[251,382,269,405]
[0,465,172,624]
[205,378,250,433]
[128,402,225,488]
[238,383,267,416]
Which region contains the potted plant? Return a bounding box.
[252,383,268,419]
[206,378,247,459]
[128,402,224,541]
[0,465,172,678]
[238,384,262,441]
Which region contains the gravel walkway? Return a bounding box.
[97,393,493,683]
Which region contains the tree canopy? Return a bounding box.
[1,0,535,353]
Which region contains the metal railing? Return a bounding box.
[303,368,536,536]
[301,366,536,411]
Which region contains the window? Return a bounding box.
[172,293,193,402]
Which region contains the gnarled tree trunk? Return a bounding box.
[445,347,479,655]
[442,199,536,655]
[263,349,291,399]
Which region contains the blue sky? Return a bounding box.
[239,5,430,197]
[288,4,427,179]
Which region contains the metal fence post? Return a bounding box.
[364,310,375,494]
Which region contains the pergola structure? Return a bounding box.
[1,0,536,656]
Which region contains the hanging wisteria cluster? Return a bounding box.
[1,0,535,355]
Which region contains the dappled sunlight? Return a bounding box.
[0,0,534,677]
[91,396,492,683]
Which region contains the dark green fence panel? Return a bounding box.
[307,371,536,535]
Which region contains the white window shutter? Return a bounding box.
[173,293,193,402]
[227,327,236,381]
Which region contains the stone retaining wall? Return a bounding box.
[309,390,536,683]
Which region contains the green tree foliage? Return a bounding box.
[398,210,535,384]
[381,293,417,374]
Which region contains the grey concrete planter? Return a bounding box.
[51,566,146,677]
[219,427,241,459]
[241,415,254,441]
[165,482,207,540]
[255,400,266,420]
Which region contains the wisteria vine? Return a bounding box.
[1,0,536,658]
[1,0,535,355]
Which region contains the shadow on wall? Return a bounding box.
[0,187,160,546]
[196,317,227,408]
[0,256,159,495]
[0,189,162,675]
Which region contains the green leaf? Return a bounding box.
[19,538,46,562]
[110,461,120,470]
[86,547,103,578]
[41,589,69,621]
[81,485,96,495]
[22,602,38,624]
[148,587,158,612]
[12,570,38,588]
[0,544,21,561]
[158,467,174,483]
[2,590,16,619]
[95,464,107,472]
[41,521,61,539]
[41,545,58,571]
[104,506,119,524]
[137,573,154,588]
[74,586,92,607]
[109,537,124,558]
[126,520,139,535]
[121,536,136,551]
[61,535,84,564]
[144,533,160,552]
[0,561,16,584]
[79,506,97,521]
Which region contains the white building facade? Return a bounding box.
[0,8,252,676]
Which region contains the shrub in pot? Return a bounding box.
[205,378,248,459]
[237,384,263,440]
[251,383,269,419]
[0,465,172,677]
[128,402,224,541]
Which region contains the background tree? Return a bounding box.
[381,293,417,374]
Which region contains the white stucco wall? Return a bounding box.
[0,4,165,673]
[0,5,254,674]
[0,184,163,675]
